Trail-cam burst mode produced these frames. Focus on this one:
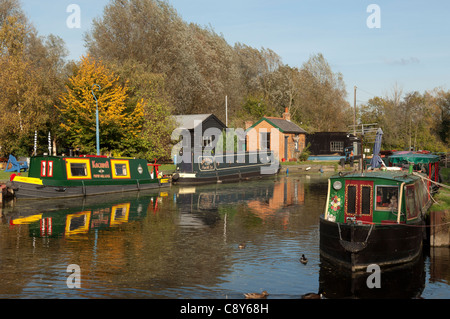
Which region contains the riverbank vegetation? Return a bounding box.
[0,0,448,162]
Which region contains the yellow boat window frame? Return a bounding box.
[65,211,91,236]
[65,158,92,180]
[110,203,131,226]
[111,159,131,179]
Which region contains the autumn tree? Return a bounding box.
[0,0,68,156]
[360,88,449,152]
[293,53,351,132]
[57,55,144,156]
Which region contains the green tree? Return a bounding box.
[57,55,144,155]
[360,88,449,152]
[293,53,350,132]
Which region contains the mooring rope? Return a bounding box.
[355,219,450,228]
[411,172,450,190]
[337,222,374,253]
[411,171,449,205]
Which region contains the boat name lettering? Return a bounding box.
[93,174,111,179]
[92,161,110,169]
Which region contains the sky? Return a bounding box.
[20,0,450,105]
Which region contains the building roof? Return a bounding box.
[249,117,307,134]
[172,114,226,130]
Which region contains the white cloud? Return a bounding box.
[384,57,420,66]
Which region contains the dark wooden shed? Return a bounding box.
[172,114,227,154]
[306,132,359,156]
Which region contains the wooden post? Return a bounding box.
[397,182,405,224]
[324,179,331,220]
[430,210,450,247]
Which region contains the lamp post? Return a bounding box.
[92,84,101,156]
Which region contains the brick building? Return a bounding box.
[245,108,307,162]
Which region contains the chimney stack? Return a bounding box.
[283,107,291,121]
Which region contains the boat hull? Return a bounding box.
[319,215,425,272]
[173,166,279,185]
[9,179,166,200]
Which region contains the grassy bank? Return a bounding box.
[431,187,450,212]
[0,171,27,182]
[429,167,450,212]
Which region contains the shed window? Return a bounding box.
[330,141,344,152]
[203,136,212,148]
[260,132,271,150]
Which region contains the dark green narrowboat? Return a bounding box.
[7,155,169,199]
[171,151,281,184]
[319,169,432,272]
[7,193,160,237]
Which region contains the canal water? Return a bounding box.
[0,173,448,299]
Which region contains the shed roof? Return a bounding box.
[248,117,307,134]
[172,114,226,130]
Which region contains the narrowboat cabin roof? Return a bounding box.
[27,155,153,181]
[8,155,168,199]
[331,171,422,184]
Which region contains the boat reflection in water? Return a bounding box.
[319,254,425,299]
[4,192,161,238]
[174,175,307,229]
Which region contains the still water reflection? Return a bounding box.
[0,173,448,299]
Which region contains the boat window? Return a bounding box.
[114,163,128,176]
[70,163,88,177]
[406,185,418,219]
[65,158,92,180]
[65,212,91,235]
[347,185,356,215]
[69,215,87,231]
[47,161,53,177]
[110,160,130,179]
[41,160,54,177]
[375,186,399,211]
[361,186,372,215]
[41,161,46,177]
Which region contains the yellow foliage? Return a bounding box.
[57,55,143,153]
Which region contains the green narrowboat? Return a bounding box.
[7,193,160,237]
[171,151,281,184]
[319,169,432,272]
[7,155,169,199]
